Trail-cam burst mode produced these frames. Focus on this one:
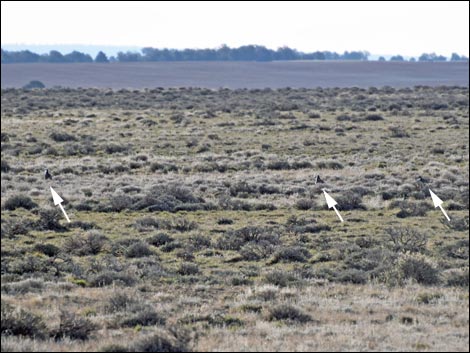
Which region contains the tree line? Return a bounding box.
[1,45,468,63]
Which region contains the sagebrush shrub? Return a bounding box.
[125,241,154,258]
[266,304,312,323]
[3,195,37,210]
[386,227,427,253]
[177,262,199,276]
[130,328,191,352]
[63,231,108,256]
[270,246,311,263]
[393,253,440,285]
[53,311,97,340]
[120,310,166,327]
[1,301,47,338]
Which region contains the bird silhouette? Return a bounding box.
[314,175,324,184]
[44,168,52,180]
[415,175,430,184]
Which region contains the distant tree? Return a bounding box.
[312,51,326,60]
[1,49,8,62]
[409,57,416,62]
[276,46,298,60]
[419,53,431,62]
[64,51,93,63]
[450,53,467,62]
[23,80,45,89]
[323,51,340,60]
[419,53,447,62]
[1,46,429,63]
[341,51,369,60]
[390,55,405,61]
[141,47,159,61]
[47,50,65,63]
[117,51,142,62]
[217,44,232,61]
[95,51,109,63]
[1,49,40,63]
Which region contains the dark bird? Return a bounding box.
[416,175,430,184]
[314,175,324,184]
[44,168,52,180]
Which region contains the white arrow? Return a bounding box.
[323,190,344,222]
[50,186,70,223]
[429,189,450,222]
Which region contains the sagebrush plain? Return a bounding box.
[1,86,469,351]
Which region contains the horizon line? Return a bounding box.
[2,43,468,58]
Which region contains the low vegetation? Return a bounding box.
[1,86,468,351]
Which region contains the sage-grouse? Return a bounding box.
[44,169,52,180]
[314,175,324,184]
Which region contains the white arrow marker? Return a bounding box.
[50,186,70,223]
[429,189,450,222]
[323,190,344,222]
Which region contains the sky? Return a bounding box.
[1,1,469,57]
